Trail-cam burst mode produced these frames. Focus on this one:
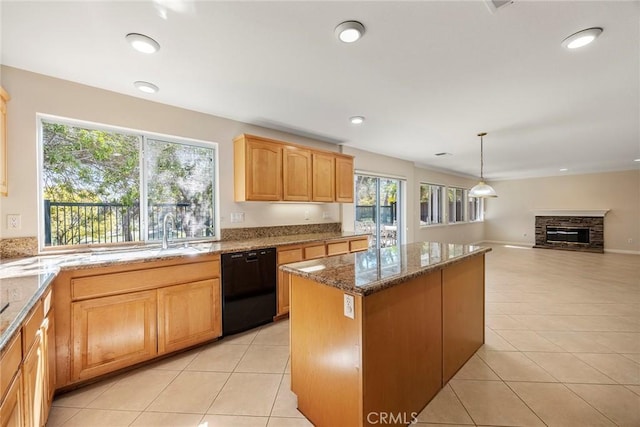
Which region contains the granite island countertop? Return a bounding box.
[280,241,491,296]
[0,231,368,351]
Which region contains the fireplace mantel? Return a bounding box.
[533,209,610,217]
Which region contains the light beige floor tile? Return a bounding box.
[485,302,541,315]
[285,357,291,374]
[207,372,281,416]
[235,345,290,373]
[496,330,564,352]
[86,369,179,411]
[574,353,640,385]
[486,314,529,330]
[146,371,230,413]
[129,411,204,426]
[449,379,545,426]
[453,355,500,381]
[148,348,200,371]
[270,374,304,418]
[220,329,259,345]
[524,352,614,384]
[508,382,615,426]
[200,414,268,426]
[45,406,80,426]
[186,343,248,372]
[560,315,640,332]
[252,321,290,346]
[537,331,613,352]
[415,384,474,424]
[62,408,140,426]
[593,332,640,353]
[567,383,640,427]
[52,377,119,408]
[266,417,313,427]
[626,385,640,396]
[476,328,518,355]
[622,353,640,363]
[479,351,556,382]
[510,315,574,331]
[413,424,477,427]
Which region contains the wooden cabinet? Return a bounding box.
[312,153,335,202]
[283,146,312,201]
[276,236,370,318]
[158,279,221,354]
[55,254,222,388]
[22,332,43,427]
[71,290,157,381]
[234,135,282,201]
[0,87,9,197]
[234,134,354,203]
[0,372,22,427]
[335,155,354,203]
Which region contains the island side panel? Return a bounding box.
[290,276,363,427]
[442,255,485,383]
[362,270,442,427]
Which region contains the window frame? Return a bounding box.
[467,194,484,223]
[419,182,445,227]
[446,186,467,224]
[37,114,220,252]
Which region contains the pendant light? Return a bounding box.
[469,132,498,198]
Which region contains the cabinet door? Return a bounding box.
[22,333,43,427]
[43,314,56,424]
[0,371,23,427]
[157,279,221,354]
[277,270,291,317]
[335,155,354,203]
[245,138,282,201]
[283,146,312,201]
[72,290,157,381]
[0,87,9,197]
[312,153,335,202]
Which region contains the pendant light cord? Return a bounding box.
[479,133,485,180]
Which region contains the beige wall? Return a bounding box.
[0,66,341,244]
[485,170,640,253]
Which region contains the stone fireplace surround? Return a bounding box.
[533,210,609,253]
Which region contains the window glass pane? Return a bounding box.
[146,139,216,241]
[420,183,444,225]
[468,196,483,222]
[42,121,141,246]
[448,187,465,223]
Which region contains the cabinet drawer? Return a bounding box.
[278,248,304,265]
[349,238,369,252]
[0,332,21,401]
[22,300,43,355]
[304,244,326,260]
[72,261,218,300]
[327,241,349,256]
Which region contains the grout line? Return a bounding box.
[444,382,478,426]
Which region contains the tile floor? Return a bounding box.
[47,244,640,426]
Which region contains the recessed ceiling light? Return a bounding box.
[134,81,159,93]
[634,158,640,162]
[559,168,568,172]
[349,116,365,125]
[335,21,365,43]
[561,27,603,49]
[126,33,160,54]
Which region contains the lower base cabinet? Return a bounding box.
[158,279,221,354]
[0,373,23,427]
[22,333,43,427]
[72,290,158,381]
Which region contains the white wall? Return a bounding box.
[485,170,640,253]
[0,66,342,243]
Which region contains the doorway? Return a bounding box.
[354,174,403,248]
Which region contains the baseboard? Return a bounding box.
[477,240,534,248]
[604,249,640,255]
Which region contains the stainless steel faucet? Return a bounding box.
[162,213,175,249]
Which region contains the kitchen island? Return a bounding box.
[281,242,491,427]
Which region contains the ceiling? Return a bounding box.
[2,1,639,180]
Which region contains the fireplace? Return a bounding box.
[533,210,608,253]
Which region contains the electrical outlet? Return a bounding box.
[230,212,245,223]
[628,238,633,244]
[304,210,310,220]
[344,294,355,319]
[322,211,330,219]
[7,214,21,230]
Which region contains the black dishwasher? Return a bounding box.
[221,248,277,336]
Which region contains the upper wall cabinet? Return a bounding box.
[234,134,354,203]
[0,87,10,197]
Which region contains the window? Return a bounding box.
[40,118,217,248]
[447,187,465,223]
[419,183,444,225]
[468,195,484,222]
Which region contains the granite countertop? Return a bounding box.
[280,241,492,296]
[0,231,367,351]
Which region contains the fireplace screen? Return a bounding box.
[546,227,590,244]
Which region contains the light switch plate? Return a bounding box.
[230,212,245,223]
[344,294,355,319]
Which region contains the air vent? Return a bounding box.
[435,152,452,157]
[484,0,514,13]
